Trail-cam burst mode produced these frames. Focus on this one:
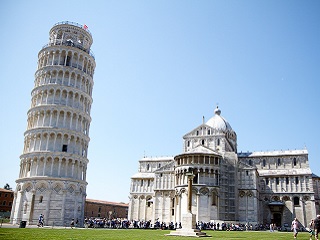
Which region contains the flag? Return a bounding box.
[83,24,88,30]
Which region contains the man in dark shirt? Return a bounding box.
[315,215,320,240]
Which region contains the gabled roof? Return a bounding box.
[177,145,221,157]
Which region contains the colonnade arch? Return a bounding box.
[27,107,91,135]
[31,86,92,114]
[38,48,95,77]
[23,131,89,157]
[19,156,87,180]
[35,68,93,95]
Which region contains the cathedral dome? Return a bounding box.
[205,106,232,131]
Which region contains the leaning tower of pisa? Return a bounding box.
[10,21,96,226]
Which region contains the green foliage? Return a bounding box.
[0,228,309,240]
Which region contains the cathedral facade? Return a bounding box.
[128,107,319,228]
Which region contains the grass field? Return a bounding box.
[0,228,310,240]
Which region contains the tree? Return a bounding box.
[4,183,12,190]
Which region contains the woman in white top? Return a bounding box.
[291,218,299,240]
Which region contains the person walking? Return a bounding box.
[315,215,320,240]
[309,219,315,240]
[291,218,299,240]
[38,214,44,227]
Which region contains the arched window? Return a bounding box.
[293,196,300,206]
[263,159,266,167]
[293,158,297,166]
[147,164,150,171]
[217,139,220,146]
[208,130,211,135]
[39,196,43,203]
[276,177,279,185]
[249,160,253,166]
[201,139,205,145]
[286,177,289,185]
[187,141,190,147]
[212,192,217,206]
[277,158,281,166]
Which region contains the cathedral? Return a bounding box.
[128,106,320,228]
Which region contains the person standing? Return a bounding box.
[309,219,315,240]
[38,214,44,227]
[291,218,299,240]
[315,215,320,240]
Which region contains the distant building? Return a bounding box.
[0,188,14,218]
[128,106,319,228]
[85,199,128,219]
[10,21,96,226]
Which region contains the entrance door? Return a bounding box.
[273,213,281,229]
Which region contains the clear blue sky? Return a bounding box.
[1,0,319,203]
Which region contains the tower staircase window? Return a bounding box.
[62,145,68,152]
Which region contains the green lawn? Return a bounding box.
[0,228,310,240]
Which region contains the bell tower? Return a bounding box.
[10,21,96,226]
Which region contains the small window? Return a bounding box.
[193,174,198,184]
[158,164,161,168]
[208,130,211,135]
[171,209,174,216]
[246,171,249,176]
[266,178,269,185]
[62,144,68,152]
[217,139,220,146]
[277,158,281,166]
[39,196,43,203]
[263,159,266,167]
[276,177,279,185]
[3,201,6,206]
[147,179,150,187]
[98,207,101,213]
[196,131,199,136]
[286,177,289,185]
[4,193,8,198]
[293,158,297,166]
[201,139,205,145]
[249,160,252,166]
[147,164,150,171]
[187,141,190,147]
[295,177,299,184]
[141,180,144,186]
[294,197,299,205]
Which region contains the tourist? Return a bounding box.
[309,219,315,240]
[70,218,75,229]
[38,214,44,227]
[291,218,299,240]
[315,215,320,240]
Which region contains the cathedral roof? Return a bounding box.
[205,106,232,131]
[131,172,154,179]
